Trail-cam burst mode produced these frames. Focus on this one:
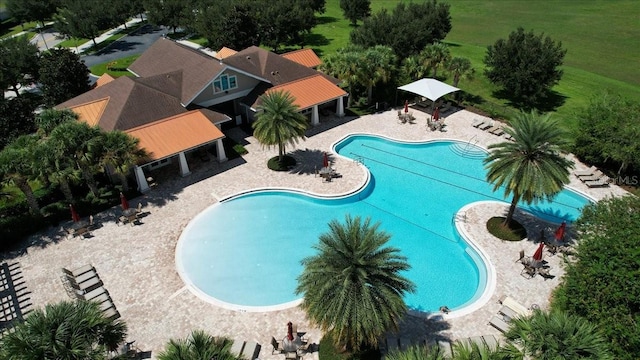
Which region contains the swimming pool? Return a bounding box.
[176,135,591,312]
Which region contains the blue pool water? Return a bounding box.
[177,136,591,311]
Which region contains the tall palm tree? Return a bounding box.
[483,111,574,225]
[157,330,238,360]
[0,134,42,214]
[35,108,78,137]
[320,47,361,107]
[0,300,127,360]
[252,90,308,163]
[402,55,428,83]
[97,131,148,192]
[447,57,475,88]
[49,121,103,195]
[359,45,396,105]
[421,43,451,78]
[296,215,415,352]
[504,309,613,360]
[39,138,80,204]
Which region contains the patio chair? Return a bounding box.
[241,341,260,360]
[489,315,510,333]
[438,340,453,358]
[230,340,245,357]
[574,166,597,177]
[578,170,605,182]
[63,264,94,277]
[79,286,107,301]
[489,126,505,136]
[471,118,485,128]
[498,305,518,321]
[515,250,531,265]
[520,263,537,278]
[481,335,499,350]
[585,177,610,188]
[499,296,531,317]
[478,121,493,130]
[69,275,103,292]
[271,337,283,354]
[537,267,554,280]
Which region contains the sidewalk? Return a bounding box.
[18,17,145,53]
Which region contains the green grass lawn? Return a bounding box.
[89,54,140,77]
[0,18,38,39]
[308,0,640,134]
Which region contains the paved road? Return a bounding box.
[81,24,167,68]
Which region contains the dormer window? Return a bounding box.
[213,74,238,93]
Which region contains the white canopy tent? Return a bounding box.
[398,78,459,102]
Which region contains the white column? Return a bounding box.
[216,139,228,162]
[178,152,191,177]
[134,166,149,193]
[336,96,345,117]
[311,105,319,126]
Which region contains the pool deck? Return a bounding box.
[3,107,627,357]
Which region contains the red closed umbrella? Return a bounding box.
[532,242,545,262]
[70,204,80,222]
[554,221,566,242]
[404,100,409,113]
[322,152,329,168]
[433,107,440,121]
[120,192,129,210]
[287,321,294,341]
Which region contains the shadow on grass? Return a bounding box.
[493,88,568,113]
[305,33,330,48]
[316,16,339,25]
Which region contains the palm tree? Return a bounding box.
[0,134,42,214]
[402,55,428,83]
[97,131,148,192]
[0,300,127,360]
[35,108,78,136]
[39,138,80,204]
[49,121,103,195]
[452,340,521,360]
[447,57,475,88]
[385,344,447,360]
[483,111,574,225]
[320,47,361,107]
[504,309,613,360]
[359,45,396,105]
[252,90,308,163]
[421,43,451,78]
[296,215,415,352]
[157,330,238,360]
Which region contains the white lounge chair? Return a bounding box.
[574,166,597,177]
[489,315,510,333]
[499,296,531,317]
[471,118,485,128]
[584,177,610,188]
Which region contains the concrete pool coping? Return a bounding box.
[6,108,628,358]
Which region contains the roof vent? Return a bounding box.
[246,56,251,60]
[275,71,279,75]
[271,71,276,75]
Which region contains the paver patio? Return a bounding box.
[1,107,627,358]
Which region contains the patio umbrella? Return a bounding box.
[70,204,80,222]
[554,221,566,242]
[287,321,294,341]
[404,99,409,113]
[322,152,329,168]
[120,192,129,210]
[433,107,440,121]
[532,242,545,262]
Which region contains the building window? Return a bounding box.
[213,74,238,93]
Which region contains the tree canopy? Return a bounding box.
[0,94,39,149]
[552,195,640,360]
[340,0,371,26]
[484,27,566,108]
[194,0,259,50]
[55,0,120,45]
[573,92,640,175]
[6,0,60,26]
[350,1,451,60]
[0,35,40,98]
[0,300,127,359]
[296,215,415,351]
[39,48,91,107]
[144,0,194,33]
[483,111,574,224]
[256,0,317,50]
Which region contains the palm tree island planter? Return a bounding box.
[486,216,527,241]
[267,155,297,171]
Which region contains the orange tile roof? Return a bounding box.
[215,47,238,59]
[126,110,224,161]
[95,73,115,87]
[264,75,346,110]
[281,48,322,68]
[69,98,109,126]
